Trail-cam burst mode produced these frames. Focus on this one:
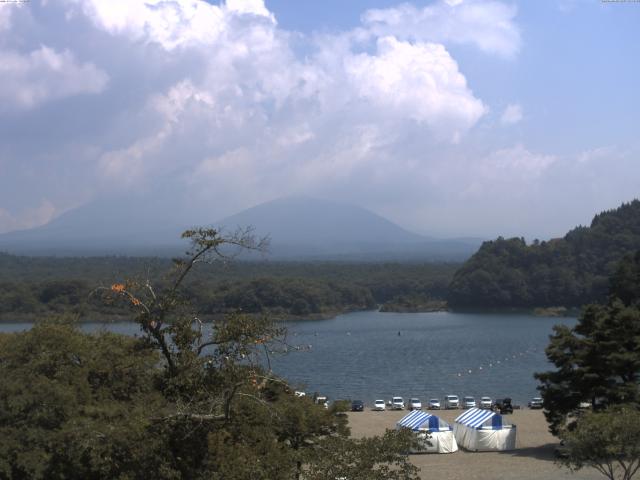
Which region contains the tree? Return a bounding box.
[535,300,640,434]
[0,317,168,480]
[557,405,640,480]
[0,227,420,479]
[535,252,640,435]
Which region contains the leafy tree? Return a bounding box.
[557,405,640,480]
[0,227,420,479]
[304,429,419,480]
[535,253,640,435]
[610,251,640,307]
[0,318,168,480]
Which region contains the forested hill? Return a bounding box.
[447,200,640,309]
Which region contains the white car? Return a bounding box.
[315,396,329,409]
[462,396,476,409]
[373,399,386,411]
[480,396,492,409]
[391,397,405,410]
[409,398,422,410]
[428,398,441,410]
[444,395,459,409]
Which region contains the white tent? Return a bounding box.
[453,408,516,452]
[396,410,458,454]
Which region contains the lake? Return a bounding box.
[0,310,575,407]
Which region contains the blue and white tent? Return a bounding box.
[453,408,516,451]
[396,411,458,453]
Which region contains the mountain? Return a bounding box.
[216,196,481,260]
[448,199,640,309]
[0,195,481,260]
[0,193,193,256]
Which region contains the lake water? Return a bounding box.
[0,311,575,406]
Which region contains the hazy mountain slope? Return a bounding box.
[217,196,425,245]
[448,200,640,308]
[0,194,191,255]
[0,195,481,260]
[217,196,481,260]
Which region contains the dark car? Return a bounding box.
[528,397,543,409]
[494,398,514,414]
[351,400,364,412]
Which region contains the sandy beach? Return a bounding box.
[347,408,602,480]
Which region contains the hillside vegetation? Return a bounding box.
[0,255,457,321]
[448,200,640,309]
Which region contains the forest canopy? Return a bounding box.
[448,200,640,309]
[0,256,456,321]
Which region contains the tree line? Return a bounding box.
[0,254,457,321]
[448,200,640,309]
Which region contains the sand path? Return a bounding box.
[347,408,603,480]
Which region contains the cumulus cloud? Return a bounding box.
[466,144,557,187]
[0,46,108,110]
[500,103,523,125]
[361,0,521,58]
[3,0,632,240]
[344,37,486,141]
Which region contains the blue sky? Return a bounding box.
[0,0,639,239]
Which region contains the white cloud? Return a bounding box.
[0,6,13,31]
[0,46,108,110]
[64,0,276,51]
[225,0,274,20]
[0,200,57,234]
[9,0,624,240]
[500,103,523,125]
[361,0,521,58]
[476,144,557,181]
[344,37,486,141]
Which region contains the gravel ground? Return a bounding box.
[347,408,602,480]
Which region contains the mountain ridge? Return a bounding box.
[0,195,481,260]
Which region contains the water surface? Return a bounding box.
[1,311,574,406]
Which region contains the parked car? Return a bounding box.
[391,397,405,410]
[480,396,493,409]
[351,400,364,412]
[428,398,441,410]
[494,398,513,414]
[294,391,306,397]
[373,399,386,411]
[315,396,329,409]
[528,397,543,409]
[444,395,459,409]
[462,396,476,409]
[409,398,422,410]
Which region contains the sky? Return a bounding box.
[0,0,639,239]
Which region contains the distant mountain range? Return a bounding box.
[0,195,482,260]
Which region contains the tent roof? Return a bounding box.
[455,408,498,428]
[397,411,443,431]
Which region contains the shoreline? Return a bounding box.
[0,305,579,324]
